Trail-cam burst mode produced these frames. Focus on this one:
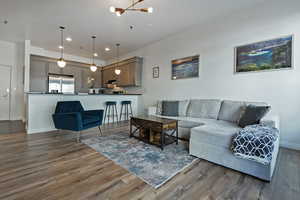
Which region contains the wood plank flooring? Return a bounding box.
[0,120,25,134]
[0,122,299,200]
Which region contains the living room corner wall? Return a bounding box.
[0,40,25,121]
[116,1,300,150]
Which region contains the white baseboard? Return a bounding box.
[280,141,300,151]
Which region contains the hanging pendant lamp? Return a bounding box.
[115,43,121,75]
[90,36,97,72]
[57,26,66,68]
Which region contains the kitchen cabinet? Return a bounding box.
[30,59,48,92]
[29,55,102,93]
[101,57,142,87]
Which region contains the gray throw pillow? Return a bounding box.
[162,101,179,116]
[238,105,271,128]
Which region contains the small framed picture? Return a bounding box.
[153,66,159,78]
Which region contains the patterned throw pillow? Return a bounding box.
[232,124,279,165]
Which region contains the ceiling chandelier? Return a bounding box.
[110,0,153,16]
[90,36,98,72]
[115,43,121,75]
[57,26,66,68]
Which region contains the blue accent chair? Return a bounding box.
[52,101,104,142]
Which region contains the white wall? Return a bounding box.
[114,1,300,150]
[0,40,25,121]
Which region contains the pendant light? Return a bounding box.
[90,36,97,72]
[115,43,121,75]
[57,26,66,68]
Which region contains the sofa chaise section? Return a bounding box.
[148,99,280,181]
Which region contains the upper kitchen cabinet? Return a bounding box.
[30,57,48,92]
[29,55,102,93]
[101,57,143,87]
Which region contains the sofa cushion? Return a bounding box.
[218,100,246,123]
[178,100,190,117]
[191,120,241,148]
[187,99,222,119]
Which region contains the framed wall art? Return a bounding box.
[235,35,293,73]
[153,66,159,78]
[171,55,199,80]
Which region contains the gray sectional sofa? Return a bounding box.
[148,99,280,181]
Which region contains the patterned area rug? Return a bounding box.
[83,133,197,189]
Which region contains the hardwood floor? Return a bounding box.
[0,120,25,134]
[0,122,299,200]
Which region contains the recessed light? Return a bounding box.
[93,53,98,57]
[58,45,64,49]
[105,47,110,51]
[66,37,72,42]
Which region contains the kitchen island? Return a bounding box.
[26,93,142,134]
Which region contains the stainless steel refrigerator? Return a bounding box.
[48,73,75,94]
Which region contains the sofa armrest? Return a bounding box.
[148,106,157,115]
[52,112,83,131]
[260,115,280,130]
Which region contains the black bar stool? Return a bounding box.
[120,101,133,121]
[104,101,118,124]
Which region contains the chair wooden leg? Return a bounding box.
[98,126,103,137]
[77,131,81,143]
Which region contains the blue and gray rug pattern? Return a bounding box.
[83,133,197,189]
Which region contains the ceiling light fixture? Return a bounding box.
[90,36,97,72]
[57,26,66,68]
[115,43,121,75]
[109,0,153,16]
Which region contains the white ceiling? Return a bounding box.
[0,0,266,60]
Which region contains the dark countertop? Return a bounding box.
[26,92,142,96]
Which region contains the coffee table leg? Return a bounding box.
[161,131,164,150]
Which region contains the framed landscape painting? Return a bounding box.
[171,55,199,80]
[235,35,293,73]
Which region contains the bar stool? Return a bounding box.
[104,101,118,124]
[120,101,133,121]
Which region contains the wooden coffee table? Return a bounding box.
[130,115,178,150]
